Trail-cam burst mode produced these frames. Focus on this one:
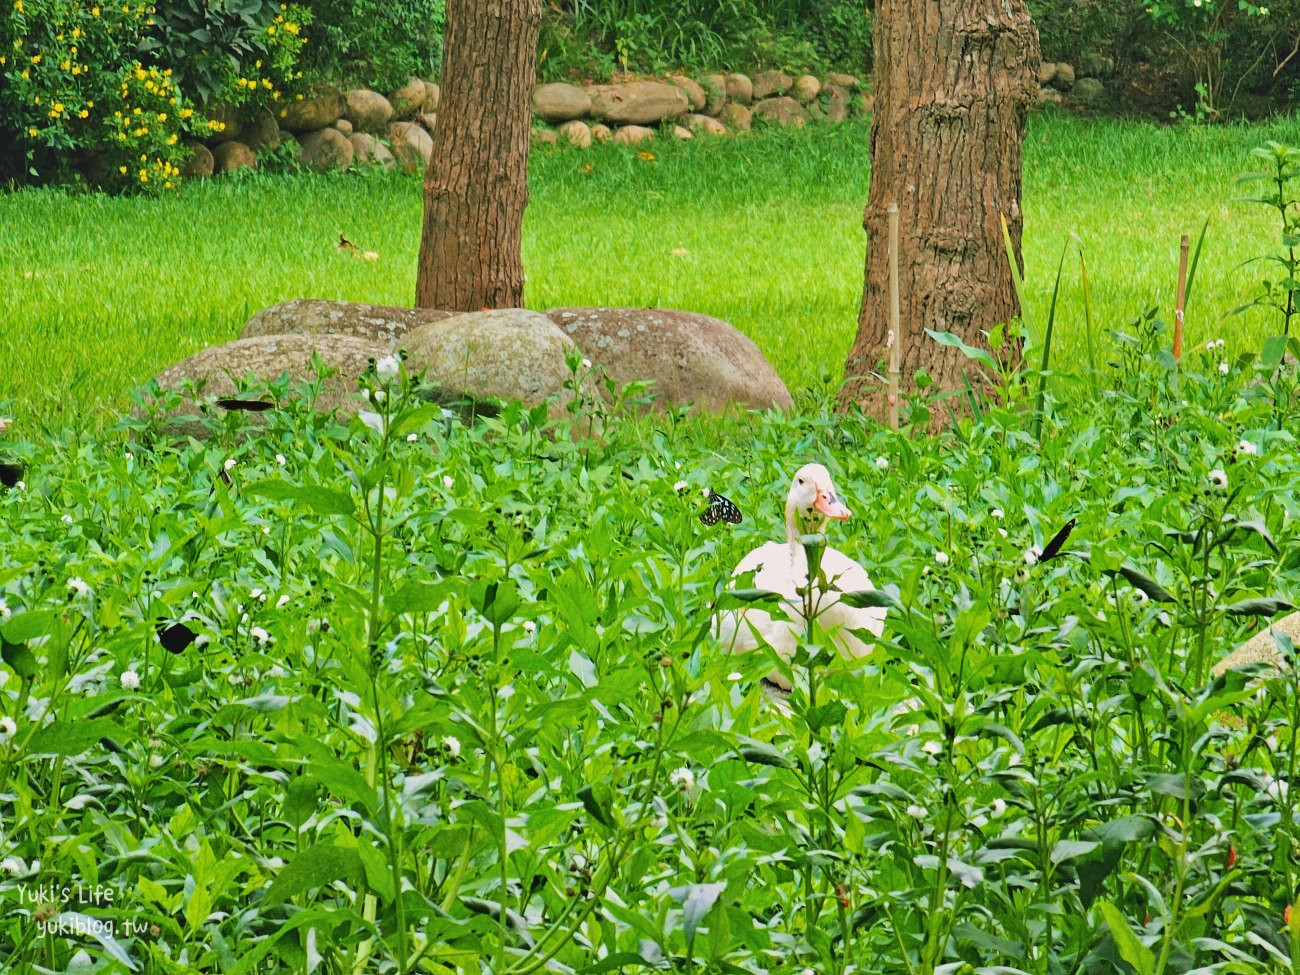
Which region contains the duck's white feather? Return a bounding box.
[718,538,886,691]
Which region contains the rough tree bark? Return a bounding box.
[837,0,1039,423]
[415,0,542,311]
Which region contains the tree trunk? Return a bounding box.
[415,0,542,311]
[837,0,1039,425]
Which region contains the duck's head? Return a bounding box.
[785,463,852,538]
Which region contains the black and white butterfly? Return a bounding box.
[699,490,743,526]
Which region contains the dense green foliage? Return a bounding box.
[0,0,310,191]
[299,0,444,93]
[0,318,1299,971]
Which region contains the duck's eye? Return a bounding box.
[796,477,804,485]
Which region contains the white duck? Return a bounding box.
[716,463,886,690]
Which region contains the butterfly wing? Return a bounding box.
[700,491,743,526]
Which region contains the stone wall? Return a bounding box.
[182,70,874,178]
[181,63,1102,179]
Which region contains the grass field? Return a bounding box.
[3,111,1300,424]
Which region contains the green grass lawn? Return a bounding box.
[3,111,1300,424]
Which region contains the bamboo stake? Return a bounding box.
[887,203,901,430]
[1174,234,1189,362]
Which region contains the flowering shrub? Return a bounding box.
[0,0,309,192]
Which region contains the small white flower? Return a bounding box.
[990,798,1007,817]
[0,599,10,620]
[0,715,16,743]
[581,358,592,369]
[1135,589,1150,605]
[1237,439,1258,456]
[224,458,237,471]
[275,453,286,466]
[921,740,942,755]
[997,527,1008,538]
[261,525,270,534]
[67,577,89,596]
[874,456,889,470]
[906,804,927,820]
[373,389,386,403]
[250,626,271,646]
[406,433,418,442]
[523,619,536,634]
[250,588,264,600]
[442,475,454,490]
[0,417,9,435]
[268,664,286,679]
[1219,361,1230,375]
[361,387,371,401]
[1024,545,1043,566]
[276,593,290,608]
[61,514,73,525]
[1,856,24,875]
[228,672,246,687]
[441,735,461,758]
[673,479,688,492]
[13,481,23,491]
[991,507,1005,519]
[375,354,401,384]
[934,550,950,565]
[1207,468,1228,490]
[669,767,695,792]
[727,671,743,681]
[1264,775,1289,801]
[651,811,669,830]
[119,670,140,690]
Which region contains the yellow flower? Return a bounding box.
[13,0,22,11]
[71,27,81,38]
[266,24,275,34]
[261,77,271,89]
[27,127,38,137]
[133,106,141,114]
[164,180,172,189]
[0,56,5,65]
[285,22,299,34]
[86,99,93,107]
[30,53,41,63]
[135,66,145,80]
[138,169,147,182]
[78,109,88,118]
[61,60,71,71]
[179,107,193,119]
[156,112,166,121]
[119,165,127,174]
[91,5,100,14]
[167,133,177,144]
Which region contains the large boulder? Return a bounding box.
[611,125,655,146]
[546,307,793,413]
[400,309,597,420]
[388,121,433,172]
[422,81,441,112]
[700,73,727,115]
[752,71,793,100]
[182,142,214,178]
[532,82,591,122]
[720,103,752,131]
[241,108,282,152]
[1073,77,1105,102]
[212,141,256,173]
[586,81,688,125]
[145,333,388,435]
[389,76,426,120]
[824,72,860,89]
[668,74,707,111]
[792,75,821,104]
[298,127,354,172]
[242,300,457,345]
[1211,611,1300,677]
[752,96,809,127]
[821,84,850,123]
[277,84,346,131]
[558,119,592,147]
[345,88,394,133]
[350,132,395,168]
[725,73,753,105]
[685,114,728,136]
[1051,62,1076,91]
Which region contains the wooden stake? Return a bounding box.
[887,203,901,430]
[1174,234,1189,362]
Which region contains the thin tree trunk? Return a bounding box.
[415,0,542,311]
[838,0,1039,425]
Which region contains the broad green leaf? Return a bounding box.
[26,719,122,757]
[386,581,448,616]
[0,635,37,679]
[578,782,617,829]
[1225,597,1293,617]
[924,328,999,370]
[838,589,897,610]
[244,480,354,517]
[1097,901,1155,975]
[262,845,364,907]
[1051,839,1100,864]
[669,882,726,952]
[736,737,795,769]
[1111,565,1177,603]
[805,701,848,732]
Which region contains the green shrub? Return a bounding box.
[300,0,444,92]
[0,0,309,192]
